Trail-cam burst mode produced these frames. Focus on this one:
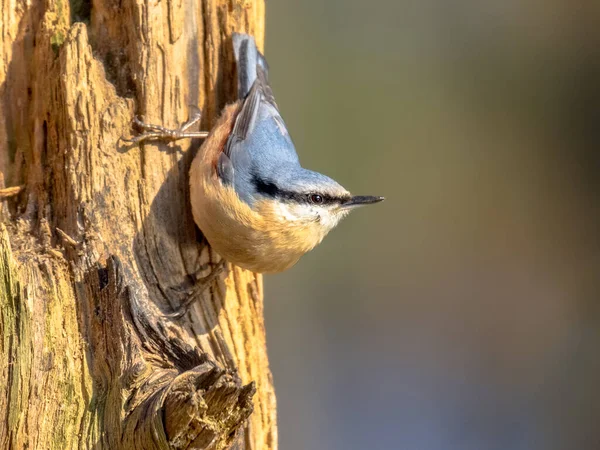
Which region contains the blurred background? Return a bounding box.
[262,1,600,450]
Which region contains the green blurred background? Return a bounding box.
[262,1,600,450]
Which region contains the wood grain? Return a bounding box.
[0,1,275,449]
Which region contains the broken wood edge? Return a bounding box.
[1,224,255,449]
[83,255,256,449]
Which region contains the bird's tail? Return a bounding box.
[232,33,269,100]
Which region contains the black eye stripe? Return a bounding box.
[252,175,350,205]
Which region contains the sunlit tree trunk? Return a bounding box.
[0,1,276,449]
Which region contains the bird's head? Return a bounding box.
[251,166,384,247]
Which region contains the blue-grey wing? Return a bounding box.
[220,34,300,204]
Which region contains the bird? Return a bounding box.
[128,33,383,275]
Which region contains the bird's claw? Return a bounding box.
[122,106,209,144]
[165,259,227,319]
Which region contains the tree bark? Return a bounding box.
[0,1,276,449]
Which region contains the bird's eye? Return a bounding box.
[310,194,323,204]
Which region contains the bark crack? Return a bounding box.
[0,2,274,449]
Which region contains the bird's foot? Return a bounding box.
[165,259,227,319]
[122,106,209,144]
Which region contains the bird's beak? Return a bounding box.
[340,195,385,209]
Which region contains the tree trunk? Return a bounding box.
[0,1,276,449]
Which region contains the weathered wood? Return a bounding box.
[0,1,275,449]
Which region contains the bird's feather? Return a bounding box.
[222,34,301,204]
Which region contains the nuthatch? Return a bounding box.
[129,33,383,274]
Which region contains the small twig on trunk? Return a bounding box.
[0,185,24,200]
